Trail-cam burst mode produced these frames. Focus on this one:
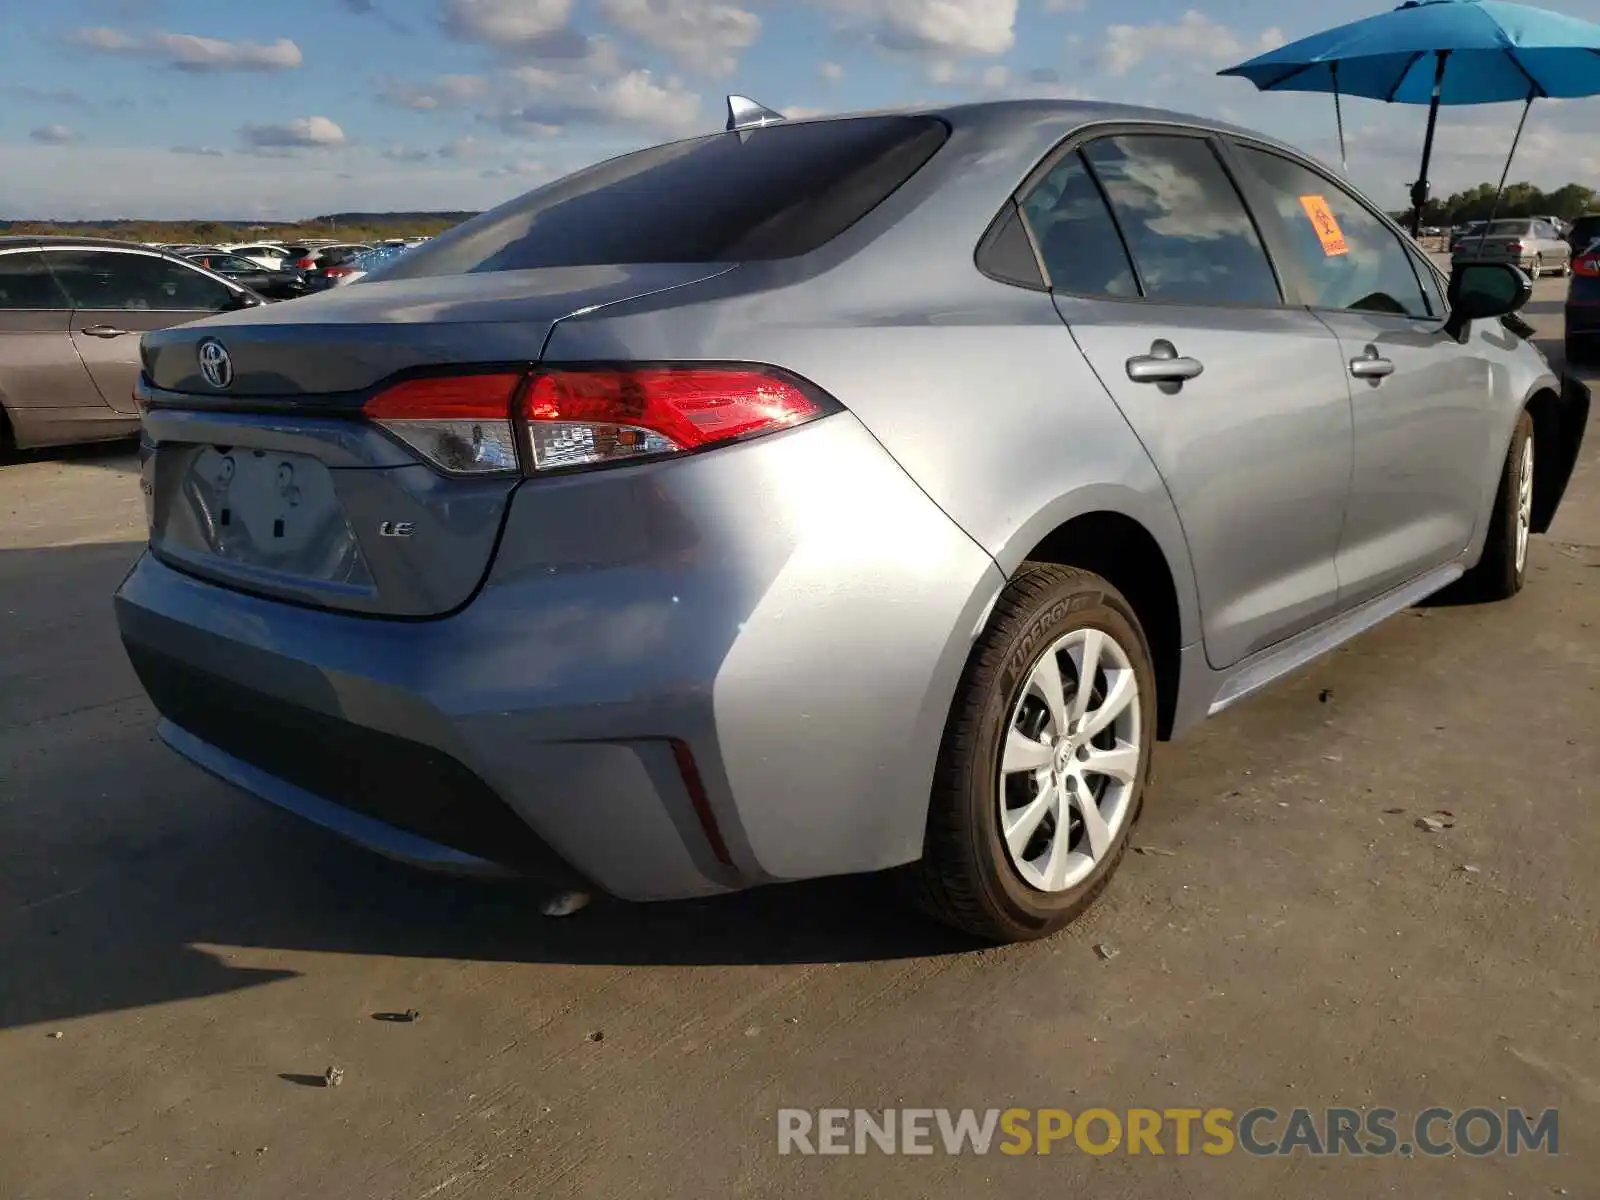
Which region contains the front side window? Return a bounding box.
[46,251,237,312]
[1019,151,1138,298]
[1234,146,1431,318]
[1081,135,1281,307]
[0,251,72,309]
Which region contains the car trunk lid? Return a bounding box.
[138,263,732,618]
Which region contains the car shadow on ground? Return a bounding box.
[0,528,1547,1032]
[2,438,140,474]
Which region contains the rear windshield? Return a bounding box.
[1485,220,1533,235]
[374,115,950,279]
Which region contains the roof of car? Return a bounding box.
[0,234,178,253]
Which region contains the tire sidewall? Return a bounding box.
[959,577,1157,932]
[1508,412,1533,592]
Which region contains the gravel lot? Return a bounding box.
[2,279,1596,1198]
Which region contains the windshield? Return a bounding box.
[373,115,950,280]
[1486,220,1533,236]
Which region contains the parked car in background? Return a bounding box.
[117,101,1588,943]
[0,236,263,455]
[323,244,411,288]
[1565,211,1600,252]
[223,243,291,271]
[1452,218,1571,277]
[296,244,379,291]
[181,251,309,301]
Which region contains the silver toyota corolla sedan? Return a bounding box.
[115,99,1589,943]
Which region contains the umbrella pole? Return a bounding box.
[1411,50,1450,238]
[1332,62,1347,173]
[1475,91,1537,253]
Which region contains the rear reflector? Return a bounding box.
[522,366,829,472]
[364,374,523,475]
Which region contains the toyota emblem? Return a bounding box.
[197,338,233,390]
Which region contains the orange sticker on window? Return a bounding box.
[1299,195,1349,256]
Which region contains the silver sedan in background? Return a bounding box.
[1452,217,1573,277]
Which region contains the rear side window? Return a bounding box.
[45,251,237,312]
[1234,146,1431,318]
[377,116,950,278]
[1019,151,1138,297]
[1082,135,1281,307]
[0,251,71,309]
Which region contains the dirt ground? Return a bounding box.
[1,280,1596,1198]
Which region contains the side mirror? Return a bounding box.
[1445,262,1533,341]
[221,289,265,312]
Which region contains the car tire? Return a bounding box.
[905,564,1157,943]
[1457,409,1535,602]
[1532,255,1545,278]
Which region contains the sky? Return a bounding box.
[5,0,1600,220]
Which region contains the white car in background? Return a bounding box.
[224,243,291,270]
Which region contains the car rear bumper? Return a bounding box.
[115,413,1004,900]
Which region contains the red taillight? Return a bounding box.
[363,365,834,476]
[295,257,316,269]
[521,366,828,472]
[1575,256,1600,277]
[363,374,523,475]
[1506,241,1525,252]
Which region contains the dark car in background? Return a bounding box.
[1565,241,1600,361]
[1566,212,1600,252]
[182,251,309,301]
[0,237,262,454]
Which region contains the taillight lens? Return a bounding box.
[1506,241,1525,252]
[363,374,523,475]
[521,366,831,472]
[363,365,836,477]
[295,257,316,269]
[1575,256,1600,277]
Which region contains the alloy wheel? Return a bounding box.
[997,628,1142,893]
[1516,431,1535,576]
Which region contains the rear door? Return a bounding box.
[1030,132,1354,669]
[44,248,241,416]
[1224,141,1494,607]
[0,248,102,420]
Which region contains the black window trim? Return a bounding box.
[35,245,248,312]
[994,120,1292,312]
[1218,134,1443,324]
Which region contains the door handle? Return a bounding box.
[81,325,130,338]
[1349,346,1395,380]
[1126,340,1204,384]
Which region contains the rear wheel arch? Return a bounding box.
[1524,385,1574,533]
[1018,511,1184,740]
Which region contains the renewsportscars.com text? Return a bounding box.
[777,1107,1559,1158]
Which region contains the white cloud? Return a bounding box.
[818,61,843,82]
[819,0,1017,59]
[598,0,761,75]
[1104,11,1280,77]
[441,0,573,46]
[171,145,226,156]
[67,27,303,71]
[381,73,491,110]
[241,116,348,150]
[438,135,489,159]
[30,124,78,145]
[382,145,434,162]
[481,159,550,179]
[487,67,702,135]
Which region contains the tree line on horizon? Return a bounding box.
[1394,180,1599,227]
[0,213,476,245]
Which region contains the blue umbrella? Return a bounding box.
[1220,0,1600,235]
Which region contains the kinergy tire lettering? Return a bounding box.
[1001,591,1104,694]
